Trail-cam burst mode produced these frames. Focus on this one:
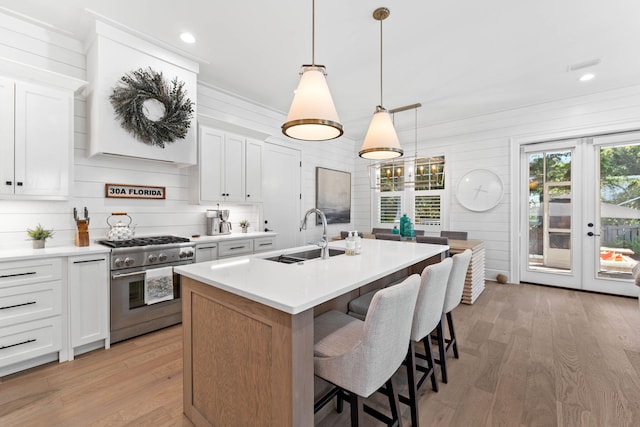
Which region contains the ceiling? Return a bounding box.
[2,0,640,141]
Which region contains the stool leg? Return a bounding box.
[447,311,459,359]
[350,393,364,427]
[422,334,438,392]
[436,315,448,383]
[337,389,344,413]
[406,342,420,427]
[386,376,403,427]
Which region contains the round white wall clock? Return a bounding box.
[456,169,504,212]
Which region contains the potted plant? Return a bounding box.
[239,219,250,233]
[27,224,54,249]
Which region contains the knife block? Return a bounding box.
[75,220,89,247]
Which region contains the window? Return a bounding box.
[373,155,446,230]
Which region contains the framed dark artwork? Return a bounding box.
[316,167,351,224]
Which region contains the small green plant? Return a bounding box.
[27,224,54,240]
[239,219,250,229]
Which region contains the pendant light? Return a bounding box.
[359,7,403,159]
[282,0,343,141]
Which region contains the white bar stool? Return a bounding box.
[313,274,421,426]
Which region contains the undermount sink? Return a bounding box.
[263,248,345,264]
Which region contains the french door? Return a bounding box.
[520,133,640,297]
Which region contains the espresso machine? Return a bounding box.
[206,209,221,235]
[219,209,232,234]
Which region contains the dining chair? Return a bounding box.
[371,227,393,235]
[440,230,468,240]
[416,236,449,245]
[416,235,450,257]
[313,274,421,426]
[376,233,401,241]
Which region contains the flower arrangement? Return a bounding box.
[239,219,250,232]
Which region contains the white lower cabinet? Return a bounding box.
[67,254,109,359]
[195,243,218,263]
[0,257,63,376]
[0,317,62,370]
[254,236,276,253]
[0,252,111,375]
[218,239,254,259]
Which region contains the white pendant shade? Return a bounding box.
[282,66,343,141]
[359,107,403,159]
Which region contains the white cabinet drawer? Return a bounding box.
[195,243,218,263]
[254,237,276,253]
[0,280,61,326]
[0,258,61,288]
[218,239,253,258]
[0,317,61,368]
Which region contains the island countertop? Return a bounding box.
[175,238,447,315]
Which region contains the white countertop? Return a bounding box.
[175,238,447,315]
[188,231,277,243]
[0,243,111,262]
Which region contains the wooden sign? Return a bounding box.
[105,183,166,199]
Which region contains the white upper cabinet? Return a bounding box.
[0,79,73,199]
[0,76,14,197]
[223,133,246,202]
[245,139,263,202]
[191,126,263,204]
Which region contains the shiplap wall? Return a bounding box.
[5,10,640,282]
[354,85,640,281]
[0,12,356,249]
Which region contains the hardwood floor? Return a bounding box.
[1,281,639,426]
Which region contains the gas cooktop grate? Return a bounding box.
[97,235,191,248]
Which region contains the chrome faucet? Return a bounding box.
[300,208,329,260]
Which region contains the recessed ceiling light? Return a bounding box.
[579,73,595,82]
[180,32,196,44]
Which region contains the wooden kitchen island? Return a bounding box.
[175,239,447,427]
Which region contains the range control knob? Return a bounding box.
[114,258,124,268]
[179,251,187,259]
[158,253,168,262]
[186,250,194,258]
[124,257,134,267]
[148,254,158,263]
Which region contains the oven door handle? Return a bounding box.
[111,271,147,280]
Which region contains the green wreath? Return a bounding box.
[109,67,194,148]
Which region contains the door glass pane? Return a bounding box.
[528,150,572,272]
[598,143,640,278]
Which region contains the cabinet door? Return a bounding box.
[14,82,72,198]
[0,77,14,196]
[68,255,109,349]
[223,133,245,202]
[245,139,263,202]
[199,127,225,202]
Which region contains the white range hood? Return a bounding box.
[86,20,198,166]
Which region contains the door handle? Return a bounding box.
[587,232,600,237]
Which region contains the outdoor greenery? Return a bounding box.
[529,144,640,254]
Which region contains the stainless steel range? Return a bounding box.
[97,235,195,343]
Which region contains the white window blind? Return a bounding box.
[415,194,442,226]
[379,195,402,223]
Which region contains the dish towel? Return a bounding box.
[144,266,174,305]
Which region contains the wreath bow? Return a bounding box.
[110,67,194,148]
